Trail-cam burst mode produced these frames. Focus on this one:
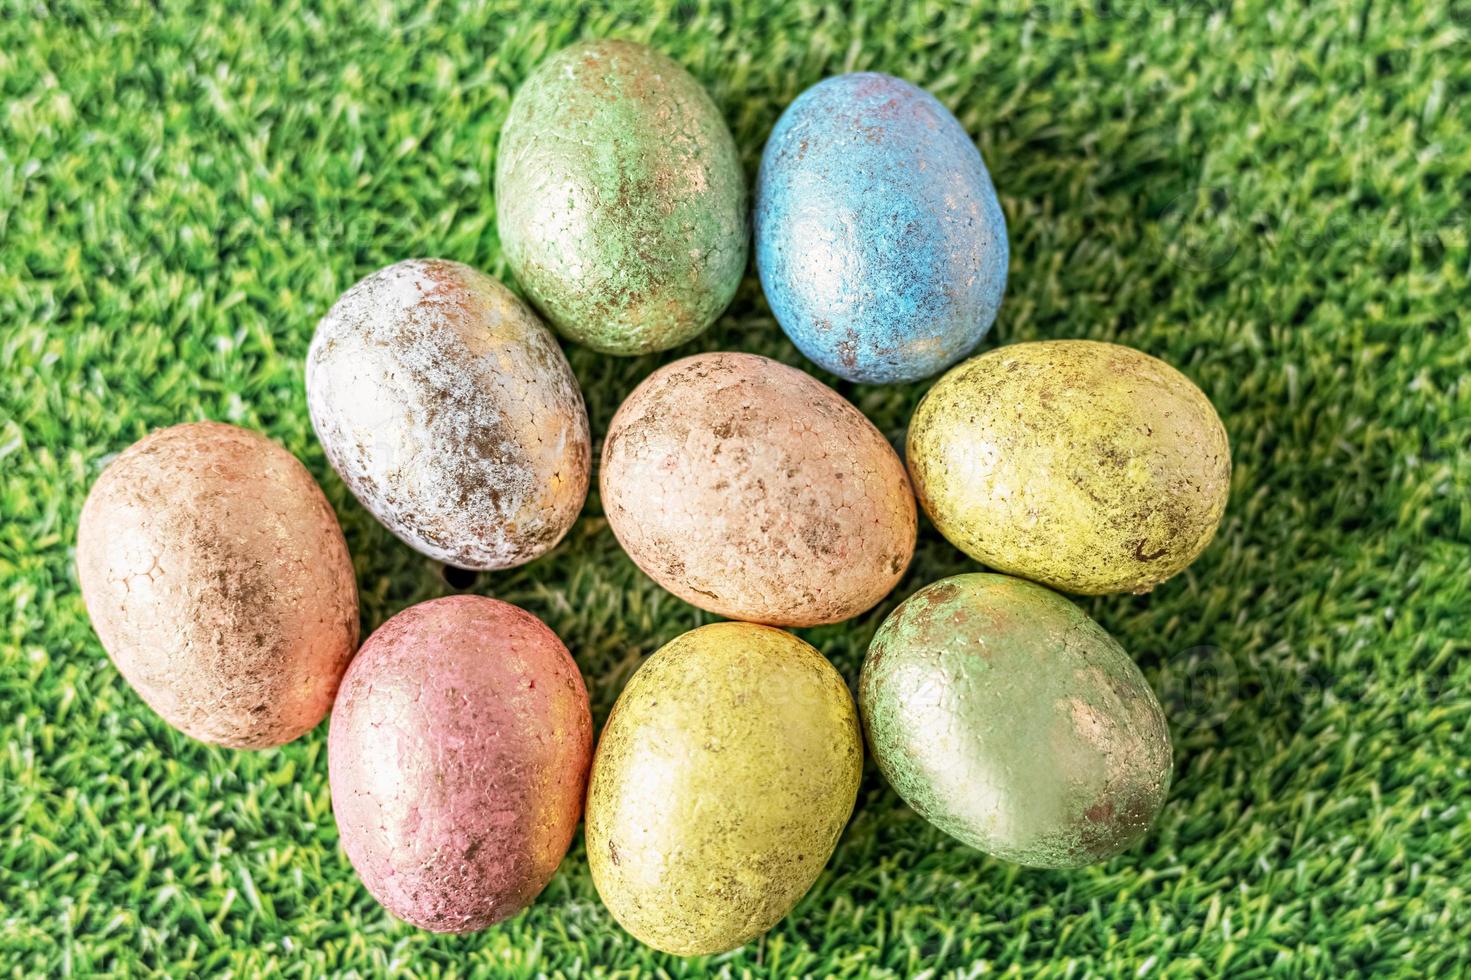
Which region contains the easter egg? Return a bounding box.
[328,596,592,932]
[755,72,1009,383]
[600,352,916,626]
[861,574,1172,868]
[907,340,1231,594]
[306,259,590,571]
[586,622,862,955]
[76,422,358,749]
[496,39,747,355]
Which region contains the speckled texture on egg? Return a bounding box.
[585,622,862,956]
[306,259,590,571]
[861,574,1172,868]
[755,72,1009,384]
[75,422,359,749]
[328,595,592,933]
[496,39,748,355]
[600,352,917,626]
[908,340,1232,594]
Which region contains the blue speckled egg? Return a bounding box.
[755,73,1009,384]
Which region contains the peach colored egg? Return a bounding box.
[76,421,358,749]
[328,596,592,933]
[600,352,916,627]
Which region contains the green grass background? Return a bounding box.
[3,0,1469,975]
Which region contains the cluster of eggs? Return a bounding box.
[76,40,1230,956]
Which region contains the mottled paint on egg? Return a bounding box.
[328,596,592,933]
[755,72,1009,383]
[586,622,862,956]
[306,259,590,571]
[600,352,917,626]
[861,574,1172,868]
[907,340,1232,594]
[496,40,748,355]
[76,422,359,749]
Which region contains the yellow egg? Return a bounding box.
[907,340,1231,594]
[585,623,862,956]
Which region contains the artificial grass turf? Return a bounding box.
[2,0,1469,974]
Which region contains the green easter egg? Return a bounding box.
[860,573,1173,869]
[496,40,748,355]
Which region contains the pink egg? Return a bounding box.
[328,596,592,932]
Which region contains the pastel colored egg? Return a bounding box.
[306,259,590,571]
[861,574,1172,868]
[586,622,862,956]
[75,422,359,749]
[496,40,748,355]
[328,596,592,932]
[755,72,1009,383]
[600,351,916,626]
[907,340,1231,594]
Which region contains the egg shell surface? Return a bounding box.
[75,421,359,749]
[600,351,917,626]
[496,39,748,355]
[861,574,1172,868]
[306,259,590,571]
[907,340,1231,594]
[585,622,863,956]
[755,72,1009,383]
[328,595,592,933]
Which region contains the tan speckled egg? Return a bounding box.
[600,352,917,626]
[76,422,359,749]
[306,259,591,571]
